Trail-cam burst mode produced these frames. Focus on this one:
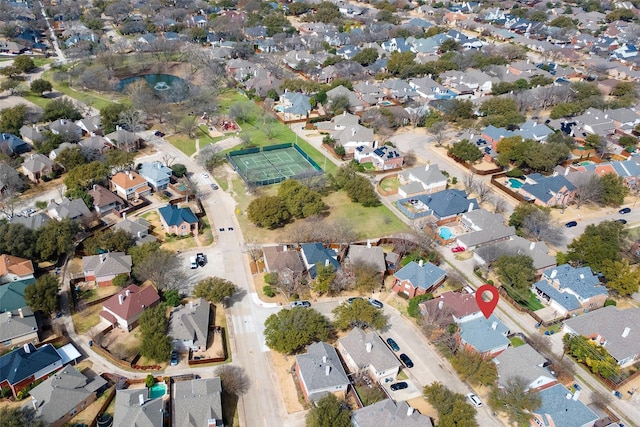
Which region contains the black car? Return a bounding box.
[565,221,578,228]
[211,183,219,190]
[619,207,631,214]
[400,353,414,368]
[390,382,408,391]
[386,338,400,352]
[617,219,628,225]
[154,130,165,137]
[219,228,225,232]
[196,253,206,267]
[162,190,172,198]
[228,227,234,231]
[348,297,363,304]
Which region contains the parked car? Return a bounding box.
[290,300,311,308]
[451,246,465,253]
[154,130,165,137]
[162,190,172,198]
[219,228,225,232]
[386,338,400,352]
[565,221,578,228]
[399,353,414,368]
[211,183,219,190]
[196,253,206,267]
[348,297,363,304]
[201,172,209,178]
[170,351,178,366]
[189,256,197,269]
[368,298,383,309]
[390,382,408,391]
[619,207,631,214]
[617,219,628,225]
[466,393,482,407]
[228,227,234,231]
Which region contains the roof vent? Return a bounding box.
[118,294,124,305]
[491,321,498,330]
[366,342,372,353]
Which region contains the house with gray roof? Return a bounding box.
[397,189,478,222]
[397,164,447,197]
[455,209,515,250]
[458,314,510,357]
[82,252,132,288]
[352,399,433,427]
[113,217,156,245]
[295,342,349,402]
[76,115,102,136]
[530,384,598,427]
[300,243,340,279]
[563,306,640,368]
[347,243,386,274]
[392,260,447,298]
[78,135,109,153]
[138,161,173,191]
[0,162,24,195]
[474,236,556,274]
[493,344,556,391]
[30,365,106,427]
[19,125,44,145]
[0,278,34,313]
[87,184,125,216]
[47,197,92,222]
[169,298,210,352]
[10,212,50,230]
[519,173,575,207]
[113,388,164,427]
[409,76,446,99]
[337,327,401,380]
[173,377,223,427]
[0,303,38,348]
[326,85,364,112]
[48,119,82,141]
[0,343,63,397]
[22,153,54,183]
[334,123,375,153]
[533,264,607,317]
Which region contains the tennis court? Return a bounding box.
[228,144,322,186]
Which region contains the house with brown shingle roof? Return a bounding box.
[419,291,482,324]
[0,255,35,284]
[99,285,160,331]
[22,153,54,183]
[263,245,305,274]
[87,184,125,215]
[110,171,151,200]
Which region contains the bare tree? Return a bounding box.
[246,241,263,263]
[548,354,575,382]
[197,143,225,173]
[179,116,198,139]
[473,180,491,203]
[428,121,448,147]
[87,326,103,347]
[0,162,24,218]
[463,174,477,192]
[133,249,188,291]
[572,173,602,209]
[405,103,428,128]
[491,195,507,214]
[215,364,250,396]
[111,342,135,360]
[161,153,176,167]
[521,210,564,246]
[420,302,455,338]
[331,266,355,294]
[403,150,417,167]
[526,332,552,357]
[590,389,613,411]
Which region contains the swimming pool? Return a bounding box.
[508,178,523,189]
[379,101,392,106]
[439,227,455,240]
[275,105,285,112]
[149,383,167,399]
[580,161,594,166]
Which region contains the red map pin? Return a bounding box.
[475,284,499,319]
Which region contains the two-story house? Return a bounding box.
[111,171,151,200]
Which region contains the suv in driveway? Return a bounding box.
[390,382,408,391]
[619,207,631,214]
[196,253,206,267]
[466,393,482,407]
[368,298,383,309]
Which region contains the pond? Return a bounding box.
[117,74,189,101]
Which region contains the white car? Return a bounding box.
[466,393,482,408]
[201,172,209,178]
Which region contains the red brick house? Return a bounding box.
[99,285,160,331]
[81,252,132,287]
[392,260,447,298]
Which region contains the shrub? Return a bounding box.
[451,177,457,184]
[604,299,617,307]
[506,168,525,178]
[145,374,155,388]
[263,285,275,297]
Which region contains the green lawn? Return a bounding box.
[510,336,526,347]
[21,93,50,109]
[41,69,124,110]
[504,287,545,311]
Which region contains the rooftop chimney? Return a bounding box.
[283,245,287,252]
[325,259,330,267]
[529,242,535,250]
[123,212,127,220]
[565,392,572,399]
[325,365,331,376]
[322,356,327,363]
[572,389,581,401]
[190,301,194,309]
[93,184,98,191]
[18,308,23,318]
[468,202,474,212]
[118,294,124,305]
[127,171,133,180]
[126,289,131,297]
[407,406,414,416]
[438,300,444,310]
[579,274,585,280]
[491,321,498,330]
[31,399,38,411]
[366,342,372,353]
[622,327,631,338]
[138,393,145,406]
[550,270,557,279]
[24,343,30,353]
[366,240,371,248]
[418,260,424,267]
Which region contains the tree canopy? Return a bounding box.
[333,164,380,207]
[277,179,326,219]
[305,394,351,427]
[0,104,28,135]
[30,79,52,96]
[494,255,535,300]
[247,195,291,229]
[449,139,483,163]
[601,259,640,296]
[83,229,134,255]
[264,307,332,354]
[564,334,620,380]
[423,382,478,427]
[488,377,541,426]
[138,303,172,363]
[332,298,387,330]
[600,173,629,206]
[25,274,59,314]
[566,221,626,273]
[193,276,237,303]
[450,348,498,386]
[0,223,37,259]
[132,248,186,291]
[43,98,82,121]
[36,219,79,261]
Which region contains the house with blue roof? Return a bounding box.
[609,159,640,187]
[530,384,598,427]
[533,264,607,317]
[300,243,340,279]
[392,260,446,297]
[381,37,411,53]
[0,343,63,397]
[138,161,173,191]
[457,314,510,357]
[519,173,575,207]
[158,204,198,236]
[397,189,479,221]
[278,92,312,119]
[0,133,30,156]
